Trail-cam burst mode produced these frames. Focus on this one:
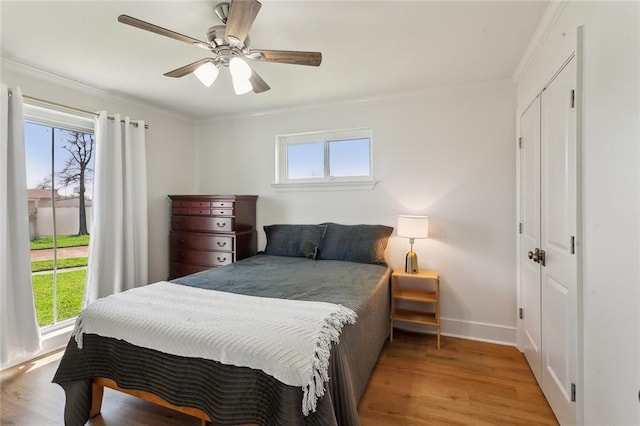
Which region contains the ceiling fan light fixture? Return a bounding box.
[119,0,322,96]
[194,62,219,87]
[232,75,253,95]
[229,57,252,80]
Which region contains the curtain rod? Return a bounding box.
[7,90,149,129]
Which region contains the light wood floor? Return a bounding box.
[1,331,558,425]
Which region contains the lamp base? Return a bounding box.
[405,251,419,274]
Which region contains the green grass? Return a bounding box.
[32,269,86,327]
[31,257,88,272]
[30,235,90,250]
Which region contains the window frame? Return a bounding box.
[23,102,95,334]
[273,128,377,191]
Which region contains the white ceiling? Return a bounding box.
[1,1,547,120]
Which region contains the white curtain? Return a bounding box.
[0,85,42,368]
[84,112,148,306]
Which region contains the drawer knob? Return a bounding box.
[216,222,225,228]
[217,241,227,247]
[217,256,227,262]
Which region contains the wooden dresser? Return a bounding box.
[168,195,258,279]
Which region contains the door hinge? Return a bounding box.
[571,89,576,108]
[571,383,576,402]
[518,137,523,148]
[518,223,523,234]
[519,308,524,320]
[570,235,575,254]
[539,249,546,267]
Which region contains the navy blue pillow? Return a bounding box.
[264,224,327,259]
[317,223,393,265]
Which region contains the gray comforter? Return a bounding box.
[53,255,391,425]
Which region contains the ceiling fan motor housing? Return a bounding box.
[207,25,227,47]
[214,2,230,23]
[207,25,250,49]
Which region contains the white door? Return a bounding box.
[540,56,578,425]
[519,96,542,384]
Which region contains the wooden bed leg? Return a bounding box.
[90,381,104,418]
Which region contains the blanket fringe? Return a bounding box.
[301,305,357,415]
[73,314,84,349]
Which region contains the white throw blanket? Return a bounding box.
[72,281,356,415]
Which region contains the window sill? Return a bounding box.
[271,180,378,192]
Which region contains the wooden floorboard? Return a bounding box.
[0,331,558,425]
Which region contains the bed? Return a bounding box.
[53,223,393,426]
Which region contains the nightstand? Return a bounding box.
[390,269,441,349]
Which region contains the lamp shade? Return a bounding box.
[397,215,429,239]
[229,57,252,80]
[229,57,253,95]
[194,62,219,87]
[232,76,253,95]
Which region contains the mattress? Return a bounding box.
[53,255,391,425]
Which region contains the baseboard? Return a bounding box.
[393,317,517,346]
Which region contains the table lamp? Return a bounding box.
[397,215,429,273]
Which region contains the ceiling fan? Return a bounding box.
[118,0,322,95]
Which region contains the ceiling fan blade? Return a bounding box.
[118,15,210,50]
[249,68,270,93]
[164,59,214,78]
[249,49,322,67]
[224,0,262,46]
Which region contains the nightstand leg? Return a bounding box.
[390,320,394,342]
[437,327,441,349]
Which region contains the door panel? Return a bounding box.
[544,275,570,397]
[519,96,542,384]
[540,56,577,425]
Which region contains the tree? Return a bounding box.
[35,176,52,189]
[57,130,94,235]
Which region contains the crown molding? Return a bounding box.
[1,56,195,123]
[512,0,569,83]
[195,77,515,124]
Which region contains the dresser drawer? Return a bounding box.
[172,216,234,232]
[211,208,233,216]
[173,200,211,208]
[169,262,212,279]
[211,201,234,209]
[170,249,233,267]
[170,232,233,252]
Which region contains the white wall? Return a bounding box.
[1,61,199,283]
[515,1,640,424]
[194,80,518,344]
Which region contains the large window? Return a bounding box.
[24,104,94,330]
[274,128,376,190]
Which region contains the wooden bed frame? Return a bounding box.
[90,377,213,426]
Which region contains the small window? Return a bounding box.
[274,128,376,190]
